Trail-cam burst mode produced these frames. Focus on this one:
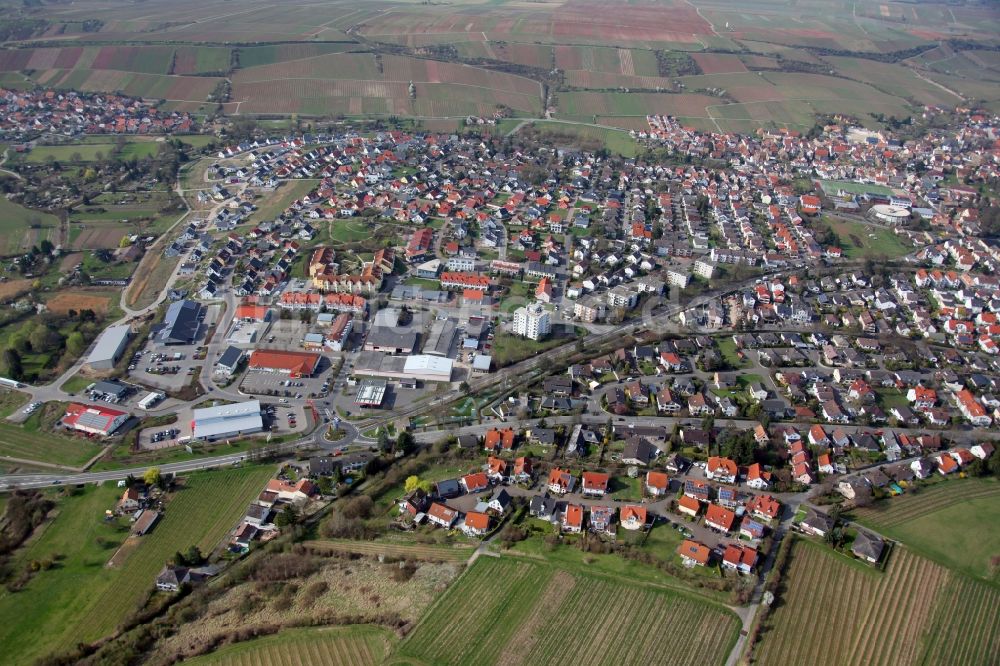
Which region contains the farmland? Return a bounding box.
[851,477,1000,582]
[396,556,739,666]
[0,465,275,664]
[754,538,1000,666]
[184,626,394,666]
[0,389,100,468]
[0,197,60,257]
[307,538,474,563]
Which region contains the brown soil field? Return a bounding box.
[60,252,83,271]
[71,227,126,250]
[0,279,32,300]
[47,292,112,315]
[692,53,748,75]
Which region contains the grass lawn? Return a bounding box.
[0,465,275,663]
[876,388,909,410]
[329,218,374,243]
[0,391,101,468]
[852,477,1000,583]
[60,373,94,394]
[183,625,395,666]
[609,475,642,501]
[520,120,640,158]
[824,218,911,259]
[90,434,297,471]
[20,141,160,163]
[0,196,60,256]
[491,330,573,368]
[125,251,179,310]
[248,180,315,225]
[716,336,748,368]
[402,276,440,290]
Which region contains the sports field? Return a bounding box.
[396,556,740,666]
[184,626,394,666]
[0,465,275,664]
[753,538,1000,666]
[851,477,1000,582]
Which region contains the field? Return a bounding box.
[824,57,964,108]
[851,478,1000,582]
[183,626,394,666]
[20,140,164,164]
[45,290,115,315]
[308,538,474,563]
[517,120,639,157]
[126,250,180,309]
[820,218,912,259]
[247,179,316,225]
[753,538,1000,666]
[0,197,60,257]
[556,91,721,123]
[0,392,101,468]
[692,53,748,75]
[229,52,541,117]
[0,465,275,663]
[396,555,739,666]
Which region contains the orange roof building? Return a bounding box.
[677,539,711,566]
[248,349,321,377]
[705,504,736,532]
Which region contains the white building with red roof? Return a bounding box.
[62,403,129,436]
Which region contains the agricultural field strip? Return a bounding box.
[307,539,472,562]
[852,482,1000,528]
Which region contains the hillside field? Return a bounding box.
[394,555,740,666]
[851,477,1000,583]
[753,538,1000,666]
[183,626,395,666]
[0,465,275,664]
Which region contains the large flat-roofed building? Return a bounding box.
[62,403,129,436]
[355,378,388,407]
[364,326,418,354]
[424,318,457,356]
[248,350,321,377]
[86,324,132,370]
[355,352,454,383]
[157,300,202,345]
[192,400,263,441]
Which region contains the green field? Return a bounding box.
[0,196,60,256]
[851,477,1000,583]
[822,218,911,259]
[754,538,1000,666]
[247,179,315,225]
[0,465,275,663]
[397,555,739,666]
[184,625,393,666]
[519,120,639,157]
[491,329,574,368]
[21,141,162,163]
[0,391,101,468]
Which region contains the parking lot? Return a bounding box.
[137,400,309,450]
[238,366,335,400]
[128,346,206,392]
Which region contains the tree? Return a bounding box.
[404,475,422,493]
[459,381,471,393]
[2,348,23,381]
[395,431,416,455]
[65,331,85,357]
[274,504,299,527]
[184,545,204,566]
[143,467,161,488]
[377,429,391,453]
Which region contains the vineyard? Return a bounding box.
[753,538,999,666]
[184,626,394,666]
[396,556,739,666]
[851,478,1000,582]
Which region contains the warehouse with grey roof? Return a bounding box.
[191,400,263,441]
[86,324,132,370]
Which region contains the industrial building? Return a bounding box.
[247,350,321,377]
[62,403,129,436]
[157,300,202,345]
[191,400,263,441]
[424,318,457,356]
[355,378,388,408]
[364,325,418,354]
[355,352,454,383]
[86,324,132,370]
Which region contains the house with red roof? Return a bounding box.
[746,463,771,490]
[620,504,648,531]
[706,456,738,484]
[746,494,781,522]
[722,544,758,574]
[645,470,670,497]
[483,427,516,452]
[547,468,575,494]
[677,539,711,567]
[678,494,701,518]
[461,511,491,536]
[705,504,736,533]
[561,504,584,533]
[460,472,490,494]
[581,471,609,496]
[934,453,958,475]
[427,502,458,528]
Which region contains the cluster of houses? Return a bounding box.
[230,476,318,551]
[0,87,196,140]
